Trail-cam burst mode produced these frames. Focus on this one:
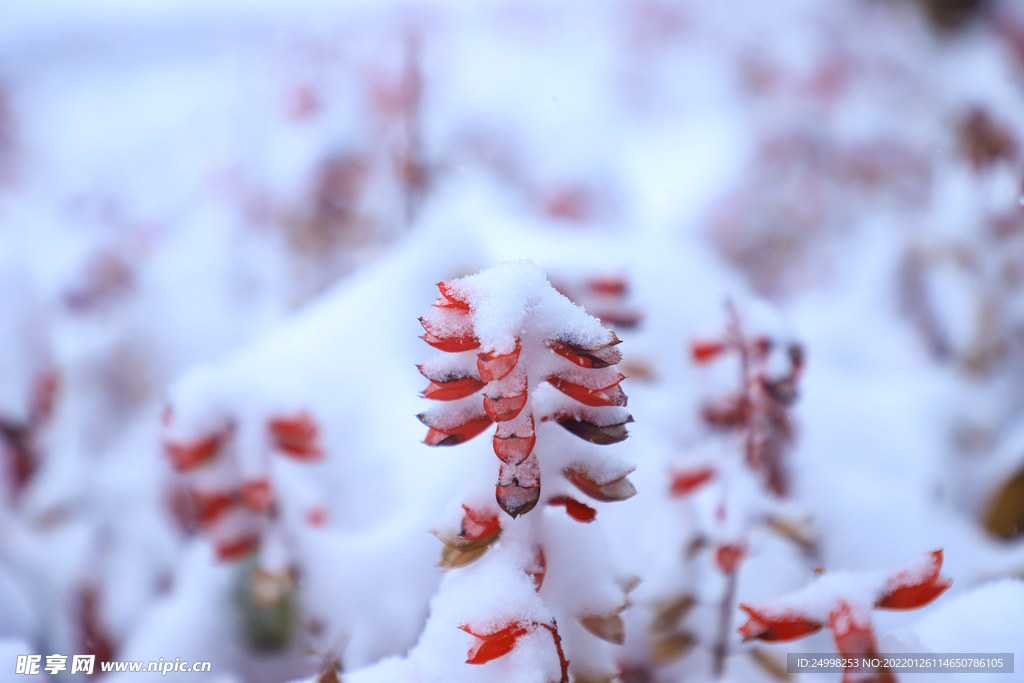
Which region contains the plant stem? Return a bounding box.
[712,568,739,679]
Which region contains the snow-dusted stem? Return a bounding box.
[711,569,738,679]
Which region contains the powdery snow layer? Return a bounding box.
[2,0,1024,681]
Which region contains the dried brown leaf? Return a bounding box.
[649,631,695,665]
[750,646,792,682]
[983,468,1024,540]
[580,613,625,645]
[766,515,819,553]
[650,594,695,634]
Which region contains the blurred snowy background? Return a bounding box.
[1,0,1024,681]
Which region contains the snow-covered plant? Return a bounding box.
[663,301,808,677]
[162,384,324,564]
[685,301,804,499]
[418,262,633,520]
[737,550,952,683]
[161,376,327,654]
[409,261,637,683]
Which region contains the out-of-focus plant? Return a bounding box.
[738,550,951,683]
[162,390,326,653]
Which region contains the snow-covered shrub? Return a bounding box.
[345,262,637,683]
[738,550,951,682]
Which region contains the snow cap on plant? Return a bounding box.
[419,260,634,519]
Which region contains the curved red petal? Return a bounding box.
[875,550,951,610]
[165,434,222,472]
[548,495,597,523]
[477,342,521,384]
[587,275,628,296]
[493,431,536,464]
[459,622,530,664]
[691,339,727,364]
[547,374,627,407]
[423,376,486,401]
[483,389,528,421]
[192,490,235,527]
[829,600,878,657]
[737,604,823,642]
[216,534,260,563]
[496,482,541,518]
[460,505,501,541]
[670,467,716,497]
[876,578,952,610]
[437,281,472,311]
[269,413,323,461]
[422,414,494,446]
[421,331,481,352]
[548,339,622,369]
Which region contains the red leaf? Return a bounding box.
[421,413,494,446]
[216,534,260,563]
[483,388,528,421]
[477,342,521,384]
[496,482,540,518]
[669,467,716,496]
[548,339,622,369]
[191,489,235,527]
[420,315,479,352]
[547,374,627,407]
[493,430,536,464]
[459,622,530,664]
[460,505,501,541]
[165,433,222,472]
[691,339,726,364]
[496,456,541,518]
[829,601,893,683]
[737,604,823,642]
[829,600,877,656]
[241,479,274,513]
[421,330,481,352]
[422,376,486,401]
[269,413,323,461]
[437,281,472,311]
[715,543,745,575]
[875,549,952,610]
[548,495,597,523]
[587,275,628,296]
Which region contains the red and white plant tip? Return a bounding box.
[738,550,951,681]
[418,261,635,519]
[459,620,569,681]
